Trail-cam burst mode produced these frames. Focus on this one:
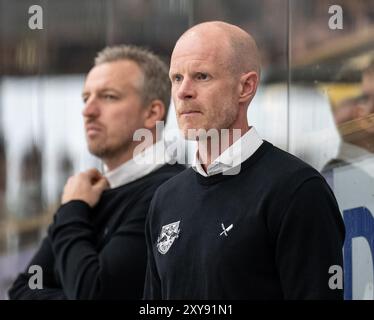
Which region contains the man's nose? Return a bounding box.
[82,97,100,118]
[176,78,196,100]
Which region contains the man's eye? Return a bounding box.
[104,94,117,100]
[173,75,183,83]
[196,73,209,80]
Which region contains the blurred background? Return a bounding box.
[0,0,373,300]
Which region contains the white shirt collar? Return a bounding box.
[192,127,263,177]
[104,140,172,188]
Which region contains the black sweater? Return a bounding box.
[8,164,184,300]
[143,141,345,299]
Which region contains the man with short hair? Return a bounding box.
[322,58,374,190]
[9,45,184,299]
[143,21,345,300]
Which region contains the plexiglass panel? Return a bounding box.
[0,0,373,300]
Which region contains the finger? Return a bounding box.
[64,175,75,189]
[85,168,103,182]
[93,177,109,192]
[86,167,102,177]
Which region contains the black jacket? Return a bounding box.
[8,163,184,299]
[144,142,345,299]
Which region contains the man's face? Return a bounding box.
[82,60,146,160]
[169,36,240,139]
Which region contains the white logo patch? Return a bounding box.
[156,221,180,254]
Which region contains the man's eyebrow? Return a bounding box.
[82,87,121,95]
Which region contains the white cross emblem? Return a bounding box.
[219,223,233,236]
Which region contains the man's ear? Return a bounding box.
[238,71,259,104]
[143,99,166,129]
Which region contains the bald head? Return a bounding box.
[173,21,261,78]
[170,21,261,137]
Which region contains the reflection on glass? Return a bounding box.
[290,0,374,300]
[331,59,374,160]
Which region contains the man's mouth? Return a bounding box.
[180,110,202,116]
[85,124,102,136]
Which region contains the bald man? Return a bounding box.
[143,21,345,300]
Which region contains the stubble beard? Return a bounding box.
[180,99,238,141]
[87,136,133,162]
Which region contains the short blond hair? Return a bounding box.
[95,45,171,121]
